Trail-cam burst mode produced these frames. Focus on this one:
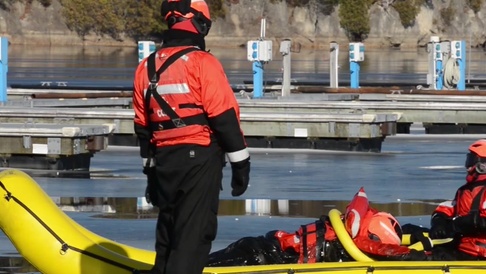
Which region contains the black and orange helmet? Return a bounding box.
[161,0,212,36]
[465,139,486,173]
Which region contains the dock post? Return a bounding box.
[451,40,466,91]
[252,61,264,98]
[330,42,339,88]
[349,42,364,89]
[245,199,271,215]
[246,18,272,99]
[0,37,8,105]
[435,42,444,90]
[247,41,263,98]
[138,41,156,63]
[428,36,444,90]
[350,61,360,89]
[280,39,291,97]
[426,39,435,89]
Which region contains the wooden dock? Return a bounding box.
[4,86,486,174]
[0,122,113,177]
[0,105,397,153]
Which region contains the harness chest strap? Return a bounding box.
[299,220,327,263]
[144,47,201,129]
[469,185,486,215]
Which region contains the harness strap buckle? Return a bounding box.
[172,118,187,128]
[148,82,158,91]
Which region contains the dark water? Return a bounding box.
[2,45,486,272]
[7,45,486,89]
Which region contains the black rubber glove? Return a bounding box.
[405,249,429,261]
[230,157,250,197]
[429,214,454,239]
[143,165,158,206]
[410,231,433,251]
[452,214,486,234]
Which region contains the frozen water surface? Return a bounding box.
[0,133,483,272]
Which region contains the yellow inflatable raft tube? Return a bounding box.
[1,169,485,274]
[0,169,153,274]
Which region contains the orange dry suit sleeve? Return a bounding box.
[133,57,154,159]
[354,237,428,261]
[199,53,249,162]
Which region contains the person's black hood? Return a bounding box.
[161,29,206,51]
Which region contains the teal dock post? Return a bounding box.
[434,42,443,90]
[349,42,364,89]
[427,36,444,90]
[247,39,273,98]
[138,41,156,63]
[246,18,272,99]
[0,37,8,104]
[451,40,466,91]
[350,61,360,89]
[252,51,264,98]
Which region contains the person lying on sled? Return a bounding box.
[343,187,431,261]
[207,214,349,266]
[428,139,486,260]
[207,187,431,266]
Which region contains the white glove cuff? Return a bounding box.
[227,148,250,163]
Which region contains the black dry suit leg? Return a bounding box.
[151,144,223,274]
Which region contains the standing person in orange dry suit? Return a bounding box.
[132,0,250,273]
[429,139,486,260]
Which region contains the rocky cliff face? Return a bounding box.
[0,0,485,49]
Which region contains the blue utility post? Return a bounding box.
[0,37,9,105]
[252,61,264,98]
[451,40,466,91]
[247,39,272,98]
[350,61,360,89]
[247,18,272,99]
[434,43,443,90]
[138,41,156,63]
[427,36,449,90]
[251,41,264,98]
[349,42,364,89]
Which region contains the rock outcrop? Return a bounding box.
[0,0,484,49]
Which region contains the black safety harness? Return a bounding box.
[299,219,326,263]
[458,181,486,216]
[144,46,209,131]
[452,181,486,235]
[465,182,486,225]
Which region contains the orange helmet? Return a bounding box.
[367,212,402,246]
[161,0,212,35]
[465,139,486,173]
